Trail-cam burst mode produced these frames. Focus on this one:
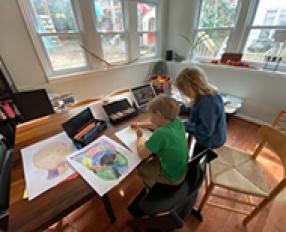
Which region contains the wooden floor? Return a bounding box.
[47,117,285,232]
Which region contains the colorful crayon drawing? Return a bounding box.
[33,142,70,180]
[67,135,140,196]
[21,132,76,200]
[71,139,129,180]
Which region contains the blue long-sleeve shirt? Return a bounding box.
[184,94,227,148]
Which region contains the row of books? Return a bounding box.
[0,100,21,121]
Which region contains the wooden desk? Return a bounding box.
[9,107,146,232]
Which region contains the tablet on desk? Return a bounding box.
[131,83,157,111]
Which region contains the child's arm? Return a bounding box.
[136,129,152,159]
[131,121,156,131]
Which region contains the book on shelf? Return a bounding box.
[0,100,21,120]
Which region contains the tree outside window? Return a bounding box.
[194,0,240,58]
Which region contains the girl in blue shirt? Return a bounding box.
[175,67,227,158]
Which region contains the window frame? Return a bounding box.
[18,0,91,77]
[241,0,286,64]
[136,1,160,60]
[92,0,130,63]
[192,0,242,59]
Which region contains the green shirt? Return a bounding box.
[145,119,188,180]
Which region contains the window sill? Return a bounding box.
[184,55,286,73]
[47,58,162,83]
[173,60,286,79]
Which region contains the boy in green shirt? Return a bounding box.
[132,94,188,189]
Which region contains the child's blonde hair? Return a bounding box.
[175,66,218,99]
[148,94,179,121]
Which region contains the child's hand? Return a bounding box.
[136,128,143,138]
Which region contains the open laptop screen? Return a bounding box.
[131,84,156,108]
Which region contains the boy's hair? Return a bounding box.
[175,66,218,99]
[147,94,179,121]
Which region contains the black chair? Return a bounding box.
[128,150,213,231]
[0,140,13,231]
[13,89,54,122]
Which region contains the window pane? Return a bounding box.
[243,29,286,62]
[137,3,157,32]
[42,35,87,71]
[101,34,127,62]
[198,0,239,28]
[140,33,156,58]
[279,10,286,26]
[253,0,286,26]
[94,0,124,32]
[30,0,78,33]
[193,30,230,58]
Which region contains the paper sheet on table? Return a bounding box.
[115,126,152,153]
[66,135,140,196]
[21,132,76,200]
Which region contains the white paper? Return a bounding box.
[21,132,76,200]
[115,126,152,153]
[66,135,141,196]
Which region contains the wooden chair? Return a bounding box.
[254,109,286,156]
[198,125,286,225]
[68,98,100,109]
[272,109,286,132]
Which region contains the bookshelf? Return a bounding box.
[0,56,21,147]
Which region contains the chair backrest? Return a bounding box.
[13,89,55,121]
[0,141,13,213]
[272,110,286,135]
[138,151,208,216]
[186,152,208,193]
[174,153,208,220]
[259,125,286,176]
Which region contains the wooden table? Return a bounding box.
[9,107,146,232]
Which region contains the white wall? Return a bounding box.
[166,0,200,58]
[0,0,165,100]
[169,61,286,124]
[39,64,154,101]
[0,0,46,88]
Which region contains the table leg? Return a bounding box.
[102,194,116,223]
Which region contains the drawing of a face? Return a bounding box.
[33,142,69,179]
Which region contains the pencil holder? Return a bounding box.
[62,108,107,149]
[102,99,138,124]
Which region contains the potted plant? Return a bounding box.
[179,32,209,60]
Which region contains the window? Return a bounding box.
[28,0,88,74]
[243,0,286,62]
[194,0,240,58]
[137,3,158,58]
[19,0,161,78]
[93,0,127,62]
